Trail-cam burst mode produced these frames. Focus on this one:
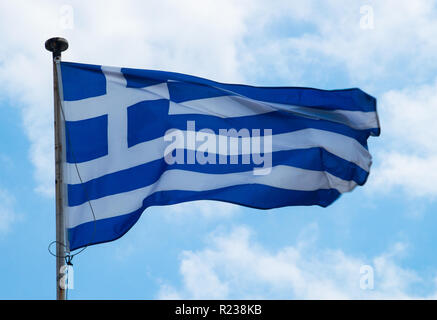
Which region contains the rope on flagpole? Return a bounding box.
[48,81,99,257]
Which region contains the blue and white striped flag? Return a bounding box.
[58,61,380,251]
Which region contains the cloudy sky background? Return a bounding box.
[1,0,437,299]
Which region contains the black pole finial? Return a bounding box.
[45,37,69,59]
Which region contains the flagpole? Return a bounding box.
[45,37,69,300]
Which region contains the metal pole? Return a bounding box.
[45,37,69,300]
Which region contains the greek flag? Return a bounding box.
[58,61,380,251]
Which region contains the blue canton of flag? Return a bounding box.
[58,61,380,251]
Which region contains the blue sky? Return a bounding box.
[1,0,437,299]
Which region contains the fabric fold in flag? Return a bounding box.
[58,61,380,251]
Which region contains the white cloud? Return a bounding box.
[241,0,437,87]
[380,81,437,154]
[371,153,437,199]
[158,226,437,299]
[369,79,437,198]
